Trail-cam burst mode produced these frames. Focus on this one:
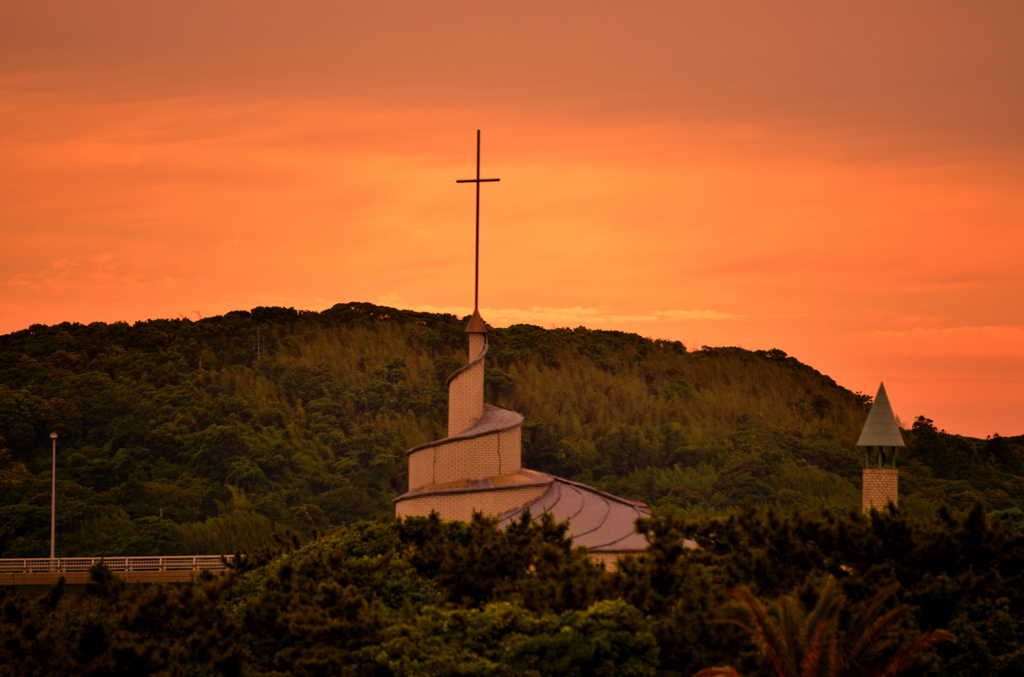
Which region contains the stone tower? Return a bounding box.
[856,382,904,512]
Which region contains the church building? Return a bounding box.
[393,309,650,569]
[393,131,650,568]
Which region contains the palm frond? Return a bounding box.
[718,586,790,677]
[879,629,956,677]
[693,667,744,677]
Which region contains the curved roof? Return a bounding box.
[397,468,698,554]
[856,382,906,447]
[394,468,552,502]
[405,404,524,455]
[497,477,657,553]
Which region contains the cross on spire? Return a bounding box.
[456,130,500,320]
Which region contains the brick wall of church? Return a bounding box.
[862,468,898,512]
[407,426,522,490]
[448,334,485,436]
[407,450,435,492]
[395,484,549,521]
[497,426,521,471]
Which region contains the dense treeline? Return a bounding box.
[1,302,1021,557]
[2,506,1022,676]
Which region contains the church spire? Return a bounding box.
[856,382,906,448]
[465,308,487,334]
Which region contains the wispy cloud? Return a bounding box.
[852,325,1024,358]
[377,297,740,328]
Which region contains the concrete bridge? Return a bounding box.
[0,556,234,589]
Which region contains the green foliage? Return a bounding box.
[1,303,1020,558]
[696,580,954,677]
[2,302,1023,674]
[5,507,1024,675]
[0,565,242,677]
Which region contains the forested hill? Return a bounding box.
[1,302,1020,557]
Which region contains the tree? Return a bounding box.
[694,579,954,677]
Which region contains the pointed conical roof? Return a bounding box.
[465,308,487,334]
[856,382,905,447]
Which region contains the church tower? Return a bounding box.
[396,308,546,520]
[394,131,651,569]
[856,382,904,512]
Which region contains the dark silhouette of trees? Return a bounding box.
[695,580,954,677]
[3,506,1023,676]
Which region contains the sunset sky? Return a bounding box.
[2,2,1022,437]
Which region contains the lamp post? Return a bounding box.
[50,432,57,563]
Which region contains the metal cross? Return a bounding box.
[456,130,500,312]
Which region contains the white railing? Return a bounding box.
[0,555,233,574]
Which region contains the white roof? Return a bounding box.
[855,382,905,447]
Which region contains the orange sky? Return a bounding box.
[2,2,1022,437]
